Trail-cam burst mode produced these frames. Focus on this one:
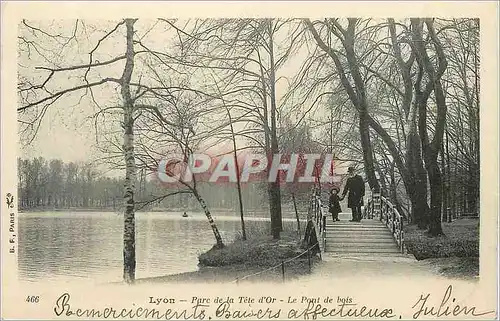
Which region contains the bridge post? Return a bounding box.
[392,208,396,234]
[372,192,381,219]
[281,261,285,282]
[400,220,404,254]
[307,248,311,273]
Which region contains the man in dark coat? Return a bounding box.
[340,167,365,222]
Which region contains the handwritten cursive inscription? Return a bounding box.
[216,301,281,319]
[288,301,396,319]
[412,285,495,319]
[54,293,207,319]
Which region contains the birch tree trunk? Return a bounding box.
[193,190,224,248]
[121,18,138,283]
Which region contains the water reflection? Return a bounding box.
[18,211,251,283]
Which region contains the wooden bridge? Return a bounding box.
[304,187,406,258]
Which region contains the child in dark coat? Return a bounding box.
[329,187,342,222]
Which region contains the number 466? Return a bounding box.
[26,296,39,303]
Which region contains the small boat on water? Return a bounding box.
[182,212,189,218]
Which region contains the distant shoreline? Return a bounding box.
[17,208,306,220]
[18,208,270,213]
[19,208,118,213]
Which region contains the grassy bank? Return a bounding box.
[404,218,479,279]
[137,221,320,284]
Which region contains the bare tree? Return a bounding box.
[408,18,448,235]
[439,18,480,219]
[305,18,382,196]
[167,18,306,239]
[302,18,476,236]
[131,76,226,248]
[212,77,247,240]
[18,19,192,283]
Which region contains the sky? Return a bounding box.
[19,102,96,162]
[18,19,331,168]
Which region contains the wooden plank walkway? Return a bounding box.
[324,212,403,257]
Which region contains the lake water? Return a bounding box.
[18,211,292,284]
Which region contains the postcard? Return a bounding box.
[1,1,498,319]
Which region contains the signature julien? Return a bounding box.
[412,285,495,319]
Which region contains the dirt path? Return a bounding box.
[310,253,439,279]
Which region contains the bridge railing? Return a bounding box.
[316,191,327,252]
[367,194,404,253]
[306,186,327,253]
[381,196,404,253]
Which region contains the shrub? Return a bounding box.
[404,219,479,260]
[199,220,304,268]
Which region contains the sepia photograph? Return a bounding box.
[2,2,498,319]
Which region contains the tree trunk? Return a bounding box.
[306,19,432,228]
[408,180,429,229]
[405,128,429,229]
[292,193,301,235]
[467,163,479,215]
[388,162,405,219]
[121,18,138,284]
[427,164,444,235]
[389,18,430,227]
[226,106,246,240]
[440,143,448,222]
[358,111,380,192]
[412,18,447,236]
[307,19,380,192]
[343,19,380,193]
[473,20,480,216]
[445,129,452,222]
[193,191,224,248]
[258,36,281,240]
[268,19,283,233]
[268,182,282,239]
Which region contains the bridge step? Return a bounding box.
[325,247,401,254]
[326,225,389,229]
[326,236,394,244]
[325,221,386,225]
[326,230,390,234]
[323,216,401,256]
[325,226,388,230]
[326,242,398,249]
[326,230,392,236]
[323,252,407,258]
[325,218,380,222]
[326,221,386,225]
[326,216,384,226]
